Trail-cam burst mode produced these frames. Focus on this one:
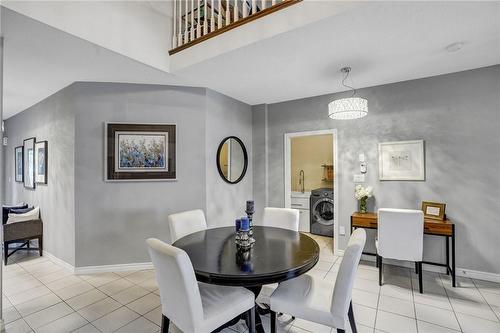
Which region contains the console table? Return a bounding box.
[351,212,456,287]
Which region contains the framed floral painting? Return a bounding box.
[35,141,48,184]
[14,146,23,182]
[105,123,176,181]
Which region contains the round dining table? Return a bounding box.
[173,226,320,333]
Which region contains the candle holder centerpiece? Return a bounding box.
[235,216,255,249]
[245,200,255,236]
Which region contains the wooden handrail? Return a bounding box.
[169,0,302,55]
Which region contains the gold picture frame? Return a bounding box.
[421,201,446,221]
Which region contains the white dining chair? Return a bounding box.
[377,208,424,293]
[168,209,207,243]
[256,207,300,309]
[269,228,366,333]
[261,207,300,231]
[147,238,256,333]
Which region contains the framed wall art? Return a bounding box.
[14,146,24,183]
[378,140,425,181]
[105,123,176,181]
[23,137,36,189]
[35,141,48,184]
[422,201,446,221]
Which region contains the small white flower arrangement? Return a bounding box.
[355,185,373,200]
[355,185,373,213]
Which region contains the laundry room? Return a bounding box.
[284,130,336,242]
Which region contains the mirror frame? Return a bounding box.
[216,136,248,184]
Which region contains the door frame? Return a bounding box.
[284,129,339,255]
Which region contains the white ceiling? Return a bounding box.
[1,7,186,119]
[174,1,500,105]
[2,1,499,119]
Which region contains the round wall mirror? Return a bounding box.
[216,136,248,184]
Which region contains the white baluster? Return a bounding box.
[225,0,230,26]
[211,0,215,32]
[234,0,239,22]
[251,0,257,14]
[191,0,195,40]
[178,0,183,45]
[184,0,189,44]
[173,0,177,48]
[243,0,248,18]
[218,0,222,29]
[261,0,265,10]
[272,0,276,6]
[197,0,201,37]
[203,0,208,35]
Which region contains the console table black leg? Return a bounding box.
[446,236,450,275]
[452,226,456,287]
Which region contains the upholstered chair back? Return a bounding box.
[377,208,424,261]
[261,207,300,231]
[147,238,203,332]
[330,228,366,326]
[168,209,207,243]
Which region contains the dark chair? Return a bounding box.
[2,206,43,265]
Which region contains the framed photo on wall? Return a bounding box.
[378,140,425,181]
[23,137,36,189]
[35,141,48,184]
[14,146,24,182]
[105,123,176,181]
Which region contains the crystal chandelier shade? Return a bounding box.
[328,67,368,120]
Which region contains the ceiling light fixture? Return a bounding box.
[328,67,368,120]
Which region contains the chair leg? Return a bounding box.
[161,315,169,333]
[348,300,357,333]
[418,262,423,294]
[38,236,43,256]
[248,307,256,333]
[4,243,8,265]
[337,329,345,333]
[415,261,419,274]
[270,310,276,333]
[377,255,383,286]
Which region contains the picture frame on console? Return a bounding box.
[23,137,36,189]
[378,140,425,181]
[35,140,48,184]
[14,146,24,183]
[422,201,446,221]
[105,123,176,181]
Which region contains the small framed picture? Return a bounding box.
[14,146,24,182]
[35,141,48,184]
[379,140,425,181]
[421,201,446,220]
[23,137,36,189]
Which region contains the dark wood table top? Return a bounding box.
[173,226,320,287]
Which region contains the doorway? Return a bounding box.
[284,129,339,255]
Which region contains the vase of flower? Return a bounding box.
[355,185,373,214]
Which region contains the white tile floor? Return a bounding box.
[2,234,500,333]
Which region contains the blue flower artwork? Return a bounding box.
[117,133,167,171]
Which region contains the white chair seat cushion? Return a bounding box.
[199,282,255,333]
[7,206,40,224]
[271,273,339,328]
[256,283,278,307]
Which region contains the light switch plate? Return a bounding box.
[359,153,365,162]
[353,174,365,182]
[339,226,346,235]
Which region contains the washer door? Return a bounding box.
[312,198,334,226]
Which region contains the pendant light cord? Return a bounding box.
[341,68,357,97]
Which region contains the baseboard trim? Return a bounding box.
[74,262,154,275]
[43,250,75,272]
[358,254,500,282]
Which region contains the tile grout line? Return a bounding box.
[471,278,500,323]
[439,272,464,332]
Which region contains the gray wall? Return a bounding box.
[253,65,500,274]
[4,85,76,265]
[205,89,253,227]
[73,83,207,266]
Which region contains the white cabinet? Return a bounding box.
[291,193,310,232]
